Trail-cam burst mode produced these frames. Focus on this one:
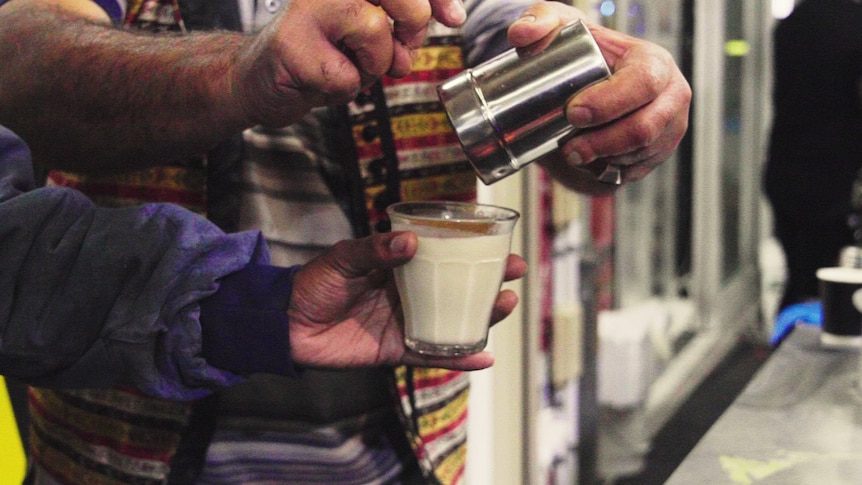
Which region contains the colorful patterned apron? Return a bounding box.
[32,2,474,484]
[338,22,475,484]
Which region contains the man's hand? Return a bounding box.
[507,1,692,195]
[0,0,468,170]
[287,231,527,370]
[234,0,467,127]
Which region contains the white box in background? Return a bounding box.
[597,302,671,408]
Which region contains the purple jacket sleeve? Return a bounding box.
[0,126,295,400]
[199,263,300,377]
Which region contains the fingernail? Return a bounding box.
[567,151,583,166]
[568,106,592,127]
[516,14,537,23]
[390,233,408,254]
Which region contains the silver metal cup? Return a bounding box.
[437,19,611,185]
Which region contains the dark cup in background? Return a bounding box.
[817,267,862,348]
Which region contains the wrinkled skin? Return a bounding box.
[507,2,692,195]
[0,0,469,170]
[232,0,468,127]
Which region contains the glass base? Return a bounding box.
[405,337,487,357]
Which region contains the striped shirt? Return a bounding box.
[21,1,532,483]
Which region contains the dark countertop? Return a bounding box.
[666,324,862,484]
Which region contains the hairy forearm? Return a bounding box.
[0,4,253,172]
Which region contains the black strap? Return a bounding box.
[330,105,373,238]
[369,81,402,213]
[329,81,403,237]
[166,394,220,484]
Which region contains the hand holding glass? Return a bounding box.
[387,201,520,356]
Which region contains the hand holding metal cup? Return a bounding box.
[437,19,611,185]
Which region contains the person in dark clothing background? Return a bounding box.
[763,0,862,312]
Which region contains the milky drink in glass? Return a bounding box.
[387,201,520,356]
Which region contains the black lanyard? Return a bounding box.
[332,81,402,238]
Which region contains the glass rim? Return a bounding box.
[386,200,520,223]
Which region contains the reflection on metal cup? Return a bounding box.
[437,19,611,185]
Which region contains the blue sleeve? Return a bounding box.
[0,126,296,400]
[199,264,300,377]
[0,0,124,22]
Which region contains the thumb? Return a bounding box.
[333,231,418,278]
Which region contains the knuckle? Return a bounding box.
[332,238,351,255]
[639,61,667,100]
[678,77,693,103]
[343,0,388,31]
[626,119,660,149]
[343,0,363,17]
[633,47,675,99]
[363,7,392,33]
[387,0,430,25]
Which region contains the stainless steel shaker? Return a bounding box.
[438,19,611,185]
